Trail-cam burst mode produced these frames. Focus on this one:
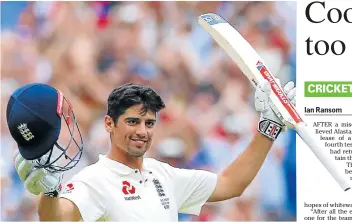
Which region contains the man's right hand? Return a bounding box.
[14,149,63,197]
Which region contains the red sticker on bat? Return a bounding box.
[256,61,303,124]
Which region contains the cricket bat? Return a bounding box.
[198,13,350,191]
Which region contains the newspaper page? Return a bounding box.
[1,1,351,222]
[297,0,352,221]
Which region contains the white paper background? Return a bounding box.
[297,0,352,221]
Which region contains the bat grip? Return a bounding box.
[296,123,351,191]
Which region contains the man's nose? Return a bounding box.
[136,123,147,136]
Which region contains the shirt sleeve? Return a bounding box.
[59,180,105,221]
[169,166,218,215]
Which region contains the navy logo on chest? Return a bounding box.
[152,179,170,209]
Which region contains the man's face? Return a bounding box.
[106,104,156,157]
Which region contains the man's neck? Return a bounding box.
[106,147,144,170]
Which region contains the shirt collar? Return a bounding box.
[98,154,148,176]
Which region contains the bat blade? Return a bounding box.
[198,13,300,128]
[198,13,350,191]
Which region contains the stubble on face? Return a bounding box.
[114,105,156,158]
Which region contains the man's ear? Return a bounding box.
[104,115,114,133]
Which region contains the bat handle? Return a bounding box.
[295,123,351,191]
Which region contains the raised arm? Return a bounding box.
[14,150,82,221]
[208,132,272,201]
[208,80,296,202]
[38,195,81,221]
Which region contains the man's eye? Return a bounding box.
[128,120,137,125]
[146,122,155,127]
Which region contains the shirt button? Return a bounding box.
[140,180,143,184]
[135,170,138,173]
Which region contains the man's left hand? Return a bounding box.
[254,79,296,140]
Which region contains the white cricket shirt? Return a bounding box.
[59,155,218,221]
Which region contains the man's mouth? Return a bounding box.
[130,138,147,145]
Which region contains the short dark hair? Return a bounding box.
[107,83,165,124]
